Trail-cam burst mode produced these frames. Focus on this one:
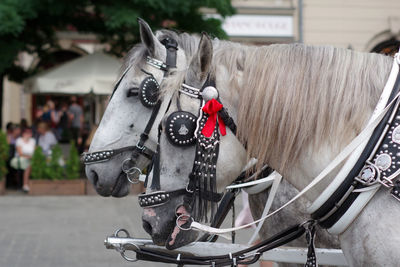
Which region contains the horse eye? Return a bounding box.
[127,87,139,97]
[129,123,134,128]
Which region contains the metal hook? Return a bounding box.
[119,243,140,262]
[114,228,131,238]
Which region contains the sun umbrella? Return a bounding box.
[24,52,121,95]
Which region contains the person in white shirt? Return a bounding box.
[11,128,35,192]
[37,121,57,157]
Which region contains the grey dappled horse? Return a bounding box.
[85,20,199,196]
[144,34,400,266]
[86,21,338,263]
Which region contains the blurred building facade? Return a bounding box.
[227,0,400,54]
[2,33,110,130]
[2,0,400,129]
[301,0,400,53]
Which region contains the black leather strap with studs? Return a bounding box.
[138,189,190,208]
[82,147,133,164]
[304,223,318,267]
[313,71,400,228]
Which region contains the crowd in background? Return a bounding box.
[5,96,85,192]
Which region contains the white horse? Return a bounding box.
[86,20,339,261]
[85,19,200,196]
[143,34,400,266]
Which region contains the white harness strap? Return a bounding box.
[312,54,400,234]
[247,172,282,245]
[309,55,400,214]
[190,61,400,236]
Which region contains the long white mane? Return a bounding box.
[211,42,392,173]
[159,38,393,175]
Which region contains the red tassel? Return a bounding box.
[201,99,227,137]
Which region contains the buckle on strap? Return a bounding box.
[354,161,381,186]
[135,141,145,152]
[161,38,178,50]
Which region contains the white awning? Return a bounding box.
[24,52,122,95]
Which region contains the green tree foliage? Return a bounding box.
[65,141,80,180]
[0,0,235,79]
[0,0,234,127]
[31,146,46,180]
[0,131,9,180]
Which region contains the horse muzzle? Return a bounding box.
[85,165,130,197]
[141,204,198,249]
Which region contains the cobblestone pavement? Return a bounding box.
[0,193,253,267]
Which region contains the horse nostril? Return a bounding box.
[91,170,99,186]
[142,220,153,235]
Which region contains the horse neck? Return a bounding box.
[215,43,393,203]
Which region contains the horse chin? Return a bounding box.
[94,172,130,197]
[85,161,131,197]
[110,172,131,197]
[142,204,198,250]
[165,226,198,250]
[165,205,198,250]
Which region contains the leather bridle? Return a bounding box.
[82,38,179,183]
[138,76,238,223]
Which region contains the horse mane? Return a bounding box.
[211,42,393,172]
[122,29,201,74]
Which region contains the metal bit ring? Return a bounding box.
[176,214,193,231]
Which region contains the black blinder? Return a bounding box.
[165,111,197,146]
[139,76,159,107]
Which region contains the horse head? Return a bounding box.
[85,19,191,197]
[141,34,247,249]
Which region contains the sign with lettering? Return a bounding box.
[211,14,293,38]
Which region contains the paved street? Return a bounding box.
[0,192,253,267]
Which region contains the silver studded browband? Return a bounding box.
[146,56,168,71]
[179,83,201,99]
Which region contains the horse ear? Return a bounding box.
[138,18,164,57]
[189,33,213,81]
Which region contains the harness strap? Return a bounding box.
[218,107,237,135]
[197,190,238,242]
[312,60,400,230]
[132,223,306,266]
[82,146,136,164]
[138,189,190,208]
[247,173,282,245]
[150,124,162,190]
[161,38,178,69]
[190,87,400,235]
[138,187,223,208]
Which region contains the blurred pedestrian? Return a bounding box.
[20,118,28,133]
[57,102,71,143]
[10,127,35,192]
[42,100,59,129]
[68,96,83,148]
[37,121,57,157]
[6,122,14,145]
[9,124,21,146]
